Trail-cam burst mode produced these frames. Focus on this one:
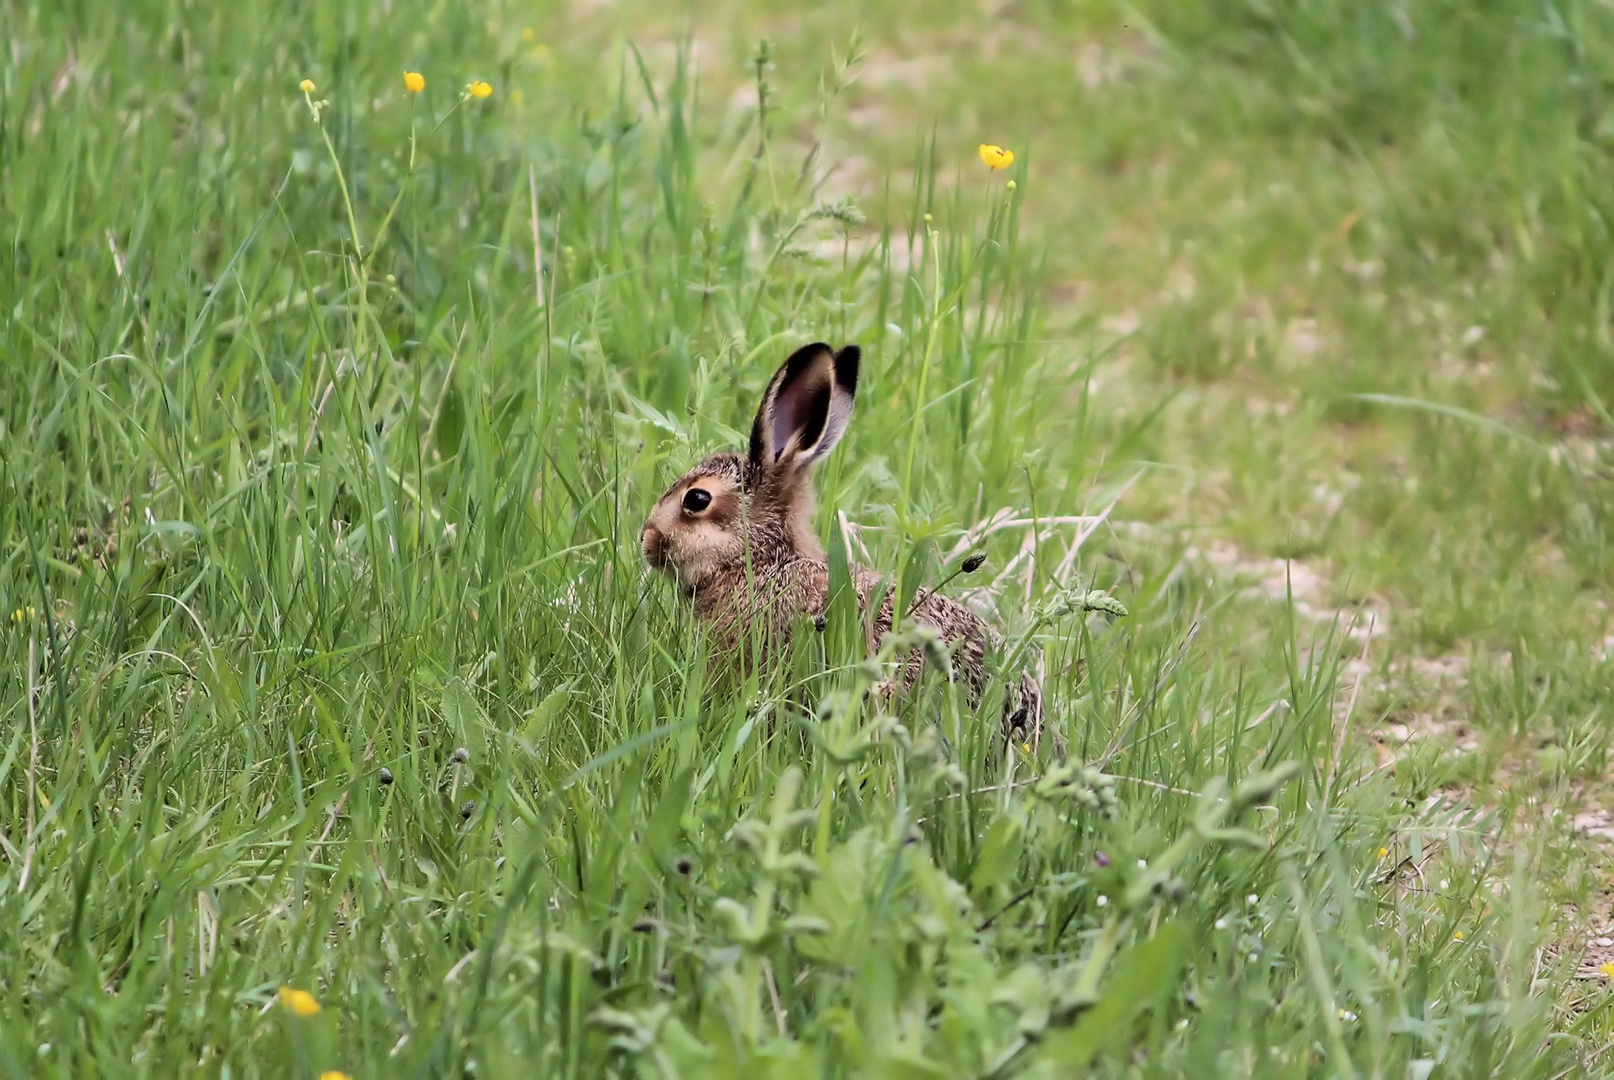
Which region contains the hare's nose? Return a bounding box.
[641,524,665,567]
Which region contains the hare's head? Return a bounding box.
[640,342,860,593]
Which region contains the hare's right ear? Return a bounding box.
[748,342,860,478]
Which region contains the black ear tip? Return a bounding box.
[834,345,860,393]
[783,341,834,381]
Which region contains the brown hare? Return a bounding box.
[639,342,1047,749]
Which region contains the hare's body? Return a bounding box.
[696,554,983,671]
[702,557,1046,744]
[641,344,1047,747]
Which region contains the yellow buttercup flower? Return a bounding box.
[1452,930,1465,941]
[404,71,425,93]
[1376,847,1389,859]
[278,986,322,1016]
[320,1073,352,1080]
[1600,961,1614,978]
[10,606,37,624]
[470,80,493,99]
[299,79,316,94]
[979,143,1014,170]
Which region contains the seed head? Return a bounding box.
[961,552,986,573]
[378,767,394,786]
[452,746,469,764]
[913,622,952,673]
[1081,592,1129,618]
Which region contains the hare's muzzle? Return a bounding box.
[640,523,667,569]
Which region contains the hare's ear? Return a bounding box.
[748,342,860,477]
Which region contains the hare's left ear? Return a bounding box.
[748,342,860,478]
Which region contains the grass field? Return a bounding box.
[5,0,1614,1076]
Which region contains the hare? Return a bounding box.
[639,342,1048,749]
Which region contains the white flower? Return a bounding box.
[1096,895,1109,907]
[1214,918,1228,930]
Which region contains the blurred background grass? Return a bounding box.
[5,0,1614,1076]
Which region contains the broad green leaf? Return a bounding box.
[971,816,1023,898]
[1043,921,1190,1067]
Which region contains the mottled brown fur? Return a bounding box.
[640,343,1049,749]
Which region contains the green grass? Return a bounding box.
[5,0,1614,1076]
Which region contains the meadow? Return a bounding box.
[4,0,1614,1076]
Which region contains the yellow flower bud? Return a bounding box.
[299,79,316,94]
[404,71,425,93]
[278,986,322,1016]
[470,80,493,99]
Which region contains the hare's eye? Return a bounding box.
[682,487,713,513]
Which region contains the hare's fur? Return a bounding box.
[640,343,1047,748]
